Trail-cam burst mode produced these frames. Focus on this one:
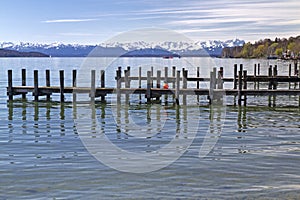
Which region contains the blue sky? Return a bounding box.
[1,0,300,44]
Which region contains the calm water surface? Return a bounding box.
[0,57,300,199]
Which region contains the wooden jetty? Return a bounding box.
[6,63,300,107]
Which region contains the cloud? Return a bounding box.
[42,18,98,23]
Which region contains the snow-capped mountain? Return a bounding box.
[0,39,244,57]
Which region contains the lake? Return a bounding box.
[0,57,300,199]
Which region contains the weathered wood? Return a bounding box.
[217,67,224,89]
[34,70,39,101]
[72,69,77,102]
[90,70,96,102]
[59,70,64,102]
[156,70,161,101]
[100,70,105,101]
[46,69,51,101]
[234,64,238,89]
[116,67,122,102]
[238,70,243,106]
[268,66,273,90]
[8,70,13,101]
[175,70,180,105]
[243,70,247,106]
[6,66,300,108]
[146,71,151,103]
[22,69,26,99]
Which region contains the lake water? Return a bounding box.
[0,57,300,199]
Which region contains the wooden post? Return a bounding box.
[90,70,96,102]
[268,66,273,90]
[22,69,26,99]
[156,70,161,101]
[217,67,224,89]
[59,70,64,103]
[116,67,121,103]
[197,67,200,102]
[164,67,168,103]
[8,70,13,101]
[257,63,260,90]
[209,68,217,104]
[238,70,242,106]
[234,64,238,89]
[243,70,247,106]
[268,66,273,107]
[34,70,39,101]
[295,61,298,89]
[151,66,154,88]
[127,66,131,88]
[289,63,292,89]
[289,63,292,77]
[72,69,77,102]
[175,70,180,105]
[183,68,188,105]
[254,64,257,90]
[100,70,105,102]
[46,69,51,101]
[172,66,176,88]
[273,65,278,90]
[294,61,298,75]
[124,68,129,103]
[138,67,142,103]
[146,71,151,103]
[125,68,130,88]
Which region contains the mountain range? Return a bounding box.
[0,39,245,57]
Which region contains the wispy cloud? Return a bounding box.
[42,18,98,23]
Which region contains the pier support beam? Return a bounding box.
[34,70,39,101]
[59,70,64,103]
[46,69,51,101]
[8,70,13,101]
[22,69,26,100]
[175,70,180,105]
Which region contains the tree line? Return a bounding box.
[222,35,300,59]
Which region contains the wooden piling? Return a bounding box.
[164,67,169,103]
[254,64,257,90]
[116,67,122,103]
[138,67,142,103]
[243,70,247,106]
[273,65,278,90]
[34,70,39,101]
[90,70,96,102]
[175,70,180,105]
[8,70,13,101]
[234,64,238,89]
[209,68,217,104]
[100,70,105,102]
[59,70,64,102]
[183,68,188,105]
[22,69,26,99]
[217,67,224,89]
[238,70,243,106]
[146,71,151,103]
[268,66,273,90]
[46,69,51,101]
[197,66,200,102]
[156,70,161,101]
[72,70,77,102]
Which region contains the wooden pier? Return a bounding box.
[6,63,300,106]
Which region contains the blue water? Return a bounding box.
[0,57,300,199]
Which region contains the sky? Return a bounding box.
[0,0,300,44]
